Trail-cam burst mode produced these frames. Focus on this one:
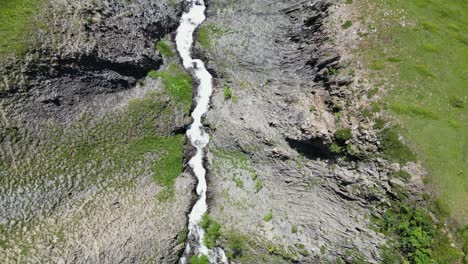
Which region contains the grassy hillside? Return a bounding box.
[357,0,467,227]
[0,0,42,56]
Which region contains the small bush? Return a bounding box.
[379,201,462,263]
[190,255,209,264]
[330,143,342,154]
[309,105,316,112]
[198,24,233,49]
[156,40,175,58]
[291,225,298,234]
[225,232,248,258]
[223,86,232,100]
[254,179,264,193]
[199,214,221,249]
[177,229,188,244]
[380,127,416,164]
[391,170,411,182]
[448,96,464,109]
[233,176,243,188]
[346,144,361,158]
[373,118,386,130]
[263,210,273,222]
[342,20,353,29]
[367,87,379,98]
[335,128,352,142]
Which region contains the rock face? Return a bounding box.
[197,0,394,262]
[1,0,179,124]
[0,0,194,263]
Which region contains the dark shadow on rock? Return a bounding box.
[286,137,335,160]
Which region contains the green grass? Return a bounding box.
[263,210,273,222]
[357,0,468,227]
[156,40,175,58]
[0,90,188,259]
[223,86,233,100]
[335,128,353,142]
[198,24,234,49]
[378,199,463,263]
[0,0,41,56]
[190,255,209,264]
[0,91,185,194]
[233,176,244,188]
[342,20,353,29]
[199,214,221,249]
[148,63,193,113]
[380,127,417,164]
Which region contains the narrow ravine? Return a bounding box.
[175,1,228,263]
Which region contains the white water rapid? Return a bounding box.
[175,1,228,263]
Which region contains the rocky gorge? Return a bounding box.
[0,0,463,263]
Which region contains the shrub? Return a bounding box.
[346,144,361,158]
[190,255,209,264]
[233,176,243,188]
[330,143,342,154]
[380,127,416,164]
[342,20,353,29]
[223,86,232,100]
[291,225,298,234]
[177,229,188,244]
[156,40,175,58]
[254,179,264,193]
[367,87,379,98]
[226,232,247,258]
[199,214,221,249]
[263,210,273,222]
[392,170,411,182]
[335,128,352,142]
[373,118,386,130]
[379,196,462,264]
[448,96,464,109]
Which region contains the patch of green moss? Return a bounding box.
[148,63,193,113]
[198,24,234,49]
[335,128,353,142]
[156,40,175,58]
[263,210,273,222]
[190,255,209,264]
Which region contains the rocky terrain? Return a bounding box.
[198,0,422,262]
[0,0,195,262]
[1,0,461,263]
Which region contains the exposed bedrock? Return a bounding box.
[199,0,395,262]
[0,0,181,124]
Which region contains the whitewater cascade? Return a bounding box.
[175,0,228,263]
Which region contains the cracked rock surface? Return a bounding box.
[200,0,394,262]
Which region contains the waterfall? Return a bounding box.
[175,1,228,263]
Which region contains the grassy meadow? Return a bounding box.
[356,0,467,227]
[0,0,42,57]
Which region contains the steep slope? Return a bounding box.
[198,0,391,262]
[0,0,194,262]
